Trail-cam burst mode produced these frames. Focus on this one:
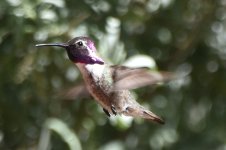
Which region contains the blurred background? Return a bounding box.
[0,0,226,149]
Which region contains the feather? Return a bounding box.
[110,65,175,91]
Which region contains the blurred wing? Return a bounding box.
[110,65,175,91]
[57,83,90,100]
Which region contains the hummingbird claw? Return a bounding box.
[111,105,117,115]
[103,108,110,117]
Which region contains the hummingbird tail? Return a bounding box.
[125,107,165,124]
[142,110,165,124]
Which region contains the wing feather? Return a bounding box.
[110,65,175,91]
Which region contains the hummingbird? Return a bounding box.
[36,36,173,124]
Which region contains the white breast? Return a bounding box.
[76,63,106,79]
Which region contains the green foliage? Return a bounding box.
[0,0,226,149]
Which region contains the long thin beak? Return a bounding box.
[35,43,68,48]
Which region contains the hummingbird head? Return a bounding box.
[36,36,104,65]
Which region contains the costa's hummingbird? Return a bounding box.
[36,36,172,124]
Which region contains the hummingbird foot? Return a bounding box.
[102,106,117,117]
[103,108,110,117]
[111,105,117,116]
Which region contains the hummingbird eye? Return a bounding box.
[77,41,83,47]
